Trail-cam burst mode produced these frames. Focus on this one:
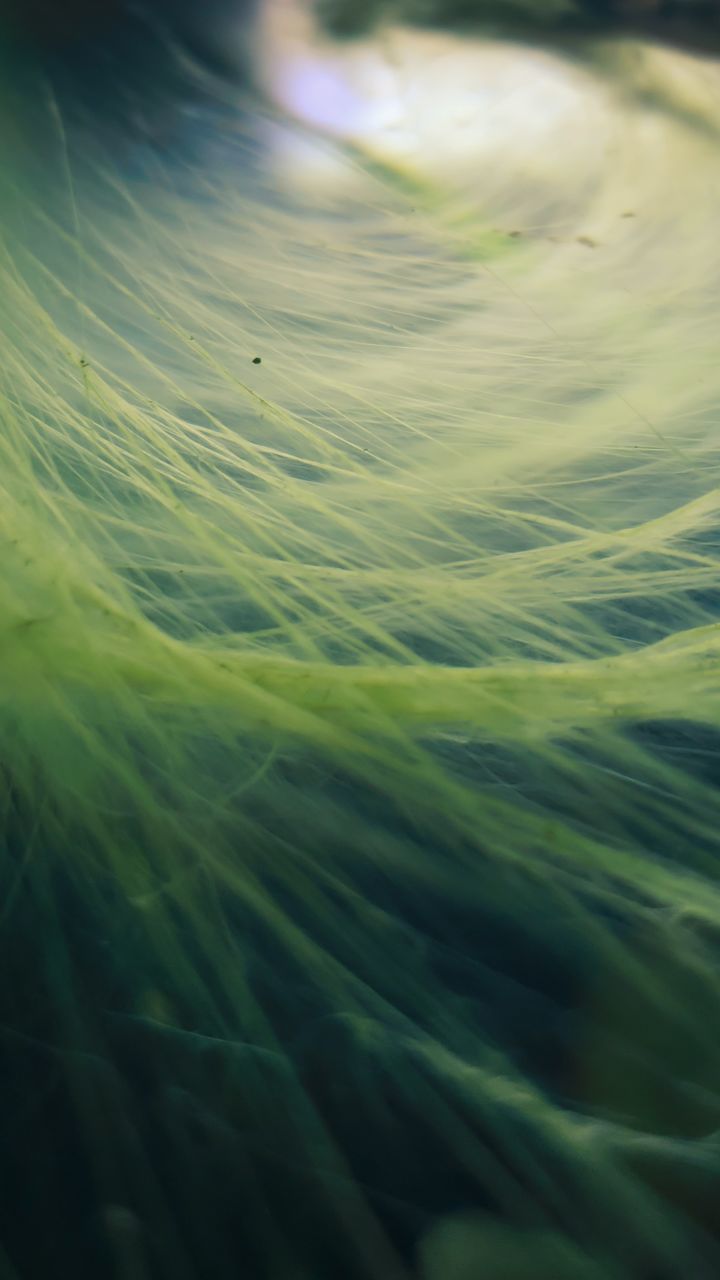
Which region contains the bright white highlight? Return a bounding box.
[258,0,613,186]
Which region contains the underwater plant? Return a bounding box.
[1,2,720,1277]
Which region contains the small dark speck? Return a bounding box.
[80,358,89,367]
[252,356,262,365]
[508,229,523,238]
[577,236,598,249]
[621,211,636,218]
